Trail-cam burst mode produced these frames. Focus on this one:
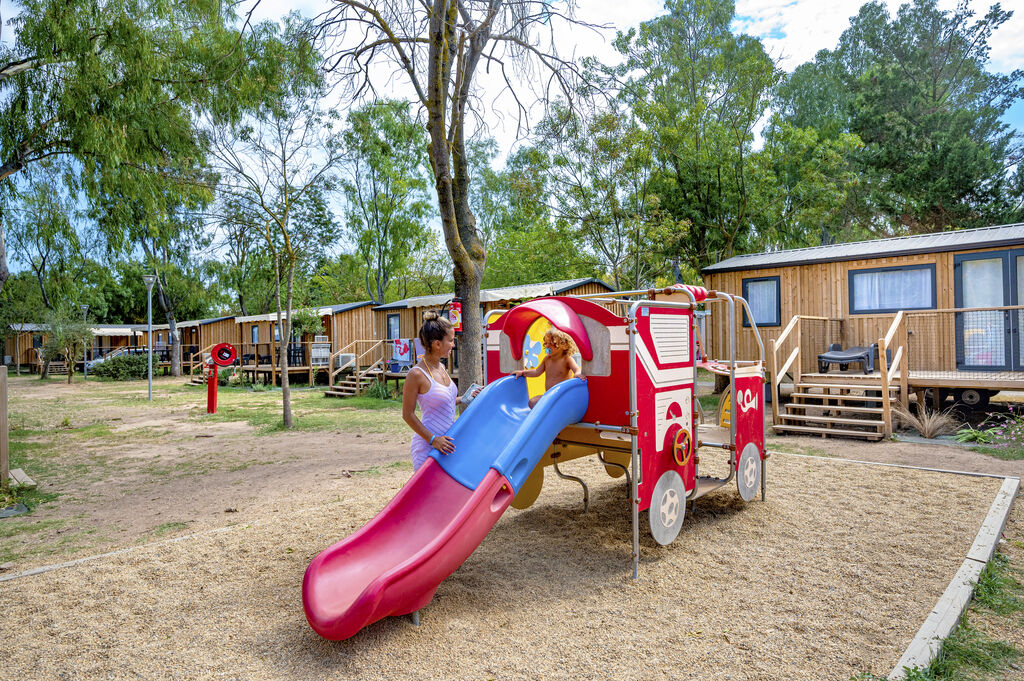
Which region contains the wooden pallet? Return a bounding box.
[7,468,36,490]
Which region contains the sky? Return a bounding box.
[243,0,1024,149]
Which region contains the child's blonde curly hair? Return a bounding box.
[544,328,578,356]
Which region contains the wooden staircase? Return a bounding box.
[774,375,897,440]
[47,361,68,376]
[769,312,908,441]
[324,372,379,398]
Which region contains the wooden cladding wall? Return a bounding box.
[702,244,1011,366]
[331,306,375,349]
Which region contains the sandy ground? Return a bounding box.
[0,376,1020,680]
[0,452,1008,680]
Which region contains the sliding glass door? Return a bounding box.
[954,250,1023,371]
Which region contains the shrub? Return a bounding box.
[365,380,395,400]
[896,404,960,438]
[974,406,1024,459]
[90,354,150,380]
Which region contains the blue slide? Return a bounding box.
[430,375,589,493]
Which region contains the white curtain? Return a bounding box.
[852,267,933,311]
[746,280,778,325]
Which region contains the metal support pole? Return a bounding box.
[143,275,156,401]
[81,304,89,382]
[627,302,641,580]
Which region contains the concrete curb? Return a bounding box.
[888,476,1019,680]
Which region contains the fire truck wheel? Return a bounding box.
[647,470,686,546]
[736,443,761,502]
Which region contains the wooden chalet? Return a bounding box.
[702,222,1024,440]
[323,278,615,397]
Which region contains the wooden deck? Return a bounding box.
[804,368,1024,392]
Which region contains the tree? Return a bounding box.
[538,104,662,289]
[0,272,44,375]
[208,22,342,428]
[341,100,432,303]
[315,0,590,388]
[0,0,297,296]
[41,306,93,384]
[776,0,1024,234]
[6,163,104,309]
[615,0,781,272]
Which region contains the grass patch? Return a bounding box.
[853,552,1024,681]
[355,461,412,476]
[146,521,190,539]
[697,393,721,413]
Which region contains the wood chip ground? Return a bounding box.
[0,452,1004,681]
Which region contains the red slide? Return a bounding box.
[302,458,514,641]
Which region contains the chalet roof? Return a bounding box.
[176,315,235,328]
[702,222,1024,274]
[373,278,614,311]
[319,301,374,314]
[5,323,149,336]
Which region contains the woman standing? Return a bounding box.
[401,311,478,470]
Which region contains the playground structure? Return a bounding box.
[302,286,767,641]
[204,343,236,414]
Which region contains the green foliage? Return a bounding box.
[41,305,93,379]
[954,425,998,444]
[364,380,396,401]
[537,103,664,288]
[289,308,325,339]
[342,100,432,304]
[777,0,1024,235]
[613,0,783,273]
[968,407,1024,459]
[90,354,149,380]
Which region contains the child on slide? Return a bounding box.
[513,328,582,408]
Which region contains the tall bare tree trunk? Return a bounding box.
[274,254,293,428]
[0,222,8,297]
[426,3,486,389]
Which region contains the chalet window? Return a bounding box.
[849,264,936,314]
[32,334,42,348]
[387,314,401,340]
[741,276,780,327]
[274,323,280,343]
[251,325,259,344]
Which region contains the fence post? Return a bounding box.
[878,337,892,438]
[899,317,910,411]
[768,339,779,425]
[1,366,8,493]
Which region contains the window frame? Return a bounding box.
[250,325,259,345]
[848,263,937,315]
[741,275,781,328]
[387,313,401,340]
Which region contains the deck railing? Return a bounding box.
[903,305,1024,376]
[327,340,409,387]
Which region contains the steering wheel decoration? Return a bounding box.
[671,427,693,468]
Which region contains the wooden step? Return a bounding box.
[779,412,883,428]
[796,382,898,391]
[772,423,884,440]
[790,391,895,403]
[784,403,884,414]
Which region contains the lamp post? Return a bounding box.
[143,275,157,401]
[81,304,90,382]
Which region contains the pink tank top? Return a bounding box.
[409,365,457,470]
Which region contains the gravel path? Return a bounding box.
[0,452,1004,681]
